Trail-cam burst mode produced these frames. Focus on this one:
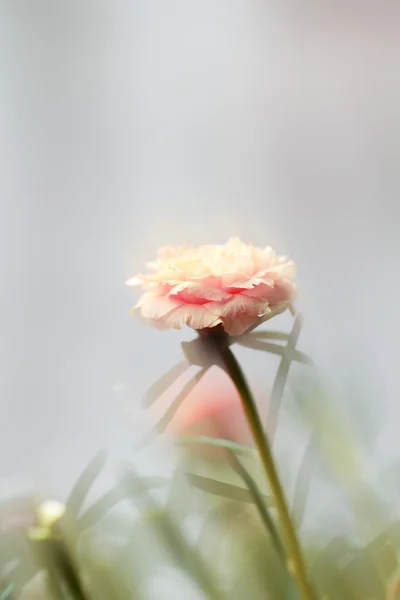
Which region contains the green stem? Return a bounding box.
[218,343,317,600]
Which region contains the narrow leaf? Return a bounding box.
[143,360,188,407]
[65,450,107,518]
[291,433,319,528]
[267,314,304,440]
[237,338,311,365]
[246,330,289,341]
[121,469,220,598]
[229,452,286,562]
[176,435,257,456]
[0,585,13,600]
[77,477,167,530]
[145,367,207,441]
[186,473,274,506]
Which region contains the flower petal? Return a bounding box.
[162,304,222,330]
[168,282,231,303]
[222,314,262,336]
[132,293,181,319]
[207,295,268,319]
[126,276,142,286]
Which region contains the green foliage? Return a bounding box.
[3,319,400,599]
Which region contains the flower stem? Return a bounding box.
[217,343,317,600]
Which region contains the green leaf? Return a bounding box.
[121,469,221,598]
[266,314,304,440]
[143,360,188,407]
[246,330,289,341]
[77,477,167,530]
[0,584,14,600]
[291,433,319,528]
[143,367,207,441]
[186,473,274,506]
[237,338,311,365]
[229,452,286,563]
[176,435,257,456]
[65,450,107,518]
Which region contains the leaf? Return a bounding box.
[77,476,168,531]
[0,585,13,600]
[121,469,220,598]
[186,473,274,506]
[65,450,107,518]
[266,314,304,440]
[246,330,289,341]
[291,433,319,528]
[197,502,245,552]
[237,338,311,365]
[143,360,188,407]
[143,367,208,442]
[229,452,286,563]
[176,435,257,456]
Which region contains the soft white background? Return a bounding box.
[1,0,400,539]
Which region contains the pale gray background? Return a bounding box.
[1,0,400,537]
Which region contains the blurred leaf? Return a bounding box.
[65,450,107,519]
[291,433,319,528]
[229,452,286,563]
[143,360,188,407]
[166,467,193,520]
[293,375,385,537]
[77,477,167,531]
[227,517,294,600]
[0,585,13,600]
[310,536,357,600]
[267,313,304,440]
[246,330,289,341]
[197,502,245,553]
[121,469,221,598]
[186,473,274,506]
[144,367,207,441]
[176,435,257,456]
[341,548,386,600]
[238,338,311,366]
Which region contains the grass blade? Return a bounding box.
[176,435,257,456]
[143,361,188,407]
[229,452,286,563]
[266,314,304,440]
[144,367,208,443]
[237,338,311,365]
[122,468,221,598]
[246,331,289,341]
[65,451,107,518]
[291,434,319,528]
[77,477,167,530]
[186,473,274,506]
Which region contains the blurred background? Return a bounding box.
[1,0,400,536]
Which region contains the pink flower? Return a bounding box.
[128,238,296,336]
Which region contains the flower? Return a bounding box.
[128,237,296,336]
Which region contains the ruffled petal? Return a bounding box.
[168,282,231,304]
[132,293,181,319]
[162,304,222,330]
[241,282,277,300]
[206,295,268,319]
[126,276,143,286]
[222,314,264,336]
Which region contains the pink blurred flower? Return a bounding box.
[127,238,296,336]
[161,368,267,459]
